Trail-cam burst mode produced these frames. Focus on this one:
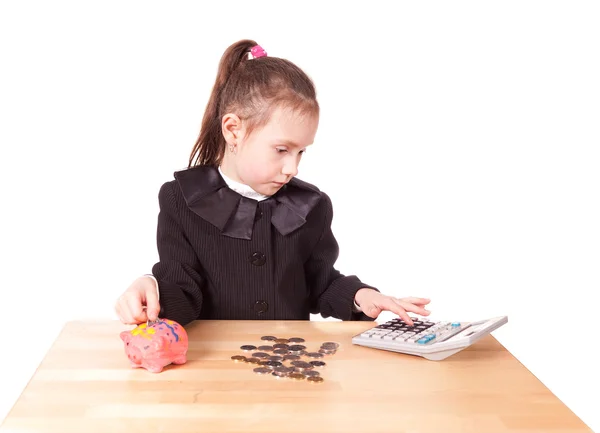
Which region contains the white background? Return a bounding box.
[1,1,598,431]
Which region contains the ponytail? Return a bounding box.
[188,39,319,168]
[188,39,258,167]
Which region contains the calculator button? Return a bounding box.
[417,334,436,344]
[451,322,461,327]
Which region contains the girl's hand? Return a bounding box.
[355,289,431,326]
[115,276,160,325]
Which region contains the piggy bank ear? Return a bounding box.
[153,335,167,351]
[120,331,131,343]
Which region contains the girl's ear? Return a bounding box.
[222,113,243,147]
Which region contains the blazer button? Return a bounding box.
[254,300,268,314]
[254,208,263,221]
[249,251,266,266]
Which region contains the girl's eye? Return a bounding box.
[276,147,306,154]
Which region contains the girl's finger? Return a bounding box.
[144,288,160,321]
[115,303,125,324]
[399,297,431,305]
[120,301,136,325]
[382,299,413,326]
[126,295,147,323]
[116,297,133,324]
[394,299,431,316]
[366,305,383,319]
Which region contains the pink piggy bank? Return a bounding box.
[120,319,188,373]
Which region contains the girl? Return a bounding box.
[115,39,431,327]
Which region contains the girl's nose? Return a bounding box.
[282,161,299,177]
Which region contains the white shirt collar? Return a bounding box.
[218,166,270,202]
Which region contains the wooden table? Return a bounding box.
[0,320,592,433]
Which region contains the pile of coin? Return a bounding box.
[230,336,341,383]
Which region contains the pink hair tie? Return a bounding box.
[250,45,267,58]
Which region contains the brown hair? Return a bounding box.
[188,39,319,168]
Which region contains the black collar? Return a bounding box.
[173,165,322,240]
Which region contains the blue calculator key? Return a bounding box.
[417,334,436,344]
[451,322,461,327]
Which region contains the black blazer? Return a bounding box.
[151,165,377,326]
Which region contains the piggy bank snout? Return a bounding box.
[127,345,142,364]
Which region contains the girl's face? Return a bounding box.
[224,106,318,196]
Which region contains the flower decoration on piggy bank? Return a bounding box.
[120,319,188,373]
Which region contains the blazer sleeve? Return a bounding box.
[304,193,379,321]
[151,181,204,326]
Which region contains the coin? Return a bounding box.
[240,345,257,351]
[283,354,301,361]
[289,373,305,380]
[288,337,305,343]
[319,348,336,355]
[272,344,290,350]
[274,338,289,344]
[245,357,260,364]
[272,366,294,377]
[307,376,324,383]
[253,367,271,374]
[305,370,320,377]
[252,352,270,359]
[231,355,246,362]
[321,342,339,350]
[268,355,283,362]
[273,349,288,355]
[261,336,277,341]
[290,361,313,369]
[259,360,283,369]
[310,361,326,368]
[257,345,274,352]
[288,344,307,352]
[305,352,324,358]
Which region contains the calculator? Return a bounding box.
[351,315,508,361]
